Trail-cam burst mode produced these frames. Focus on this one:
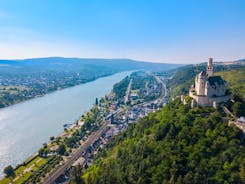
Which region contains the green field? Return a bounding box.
[217,69,245,99]
[0,156,46,184]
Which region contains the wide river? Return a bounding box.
[0,71,131,177]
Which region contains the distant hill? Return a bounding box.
[235,59,245,63]
[235,59,245,65]
[0,57,182,73]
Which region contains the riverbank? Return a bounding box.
[0,71,132,179]
[0,72,118,109]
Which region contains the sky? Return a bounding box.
[0,0,244,63]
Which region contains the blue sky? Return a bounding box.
[0,0,244,63]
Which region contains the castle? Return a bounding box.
[188,58,230,108]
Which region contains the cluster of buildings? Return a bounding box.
[57,88,168,184]
[55,73,169,183]
[124,100,165,122]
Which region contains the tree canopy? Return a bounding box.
[4,165,15,178]
[82,99,245,184]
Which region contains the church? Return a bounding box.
[188,58,230,108]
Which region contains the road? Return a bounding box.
[154,75,167,97]
[124,79,132,104]
[43,121,109,184]
[222,105,235,118]
[222,105,245,133]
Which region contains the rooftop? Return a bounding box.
[207,76,225,86]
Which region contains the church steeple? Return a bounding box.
[206,58,213,77]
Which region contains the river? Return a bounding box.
[0,71,131,177]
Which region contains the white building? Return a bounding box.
[189,58,230,107]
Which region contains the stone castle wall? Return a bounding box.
[195,76,206,96]
[189,91,230,106]
[205,84,226,97]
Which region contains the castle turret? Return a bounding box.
[206,58,213,77]
[195,71,206,96]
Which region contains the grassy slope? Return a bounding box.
[0,156,46,184]
[216,69,245,99]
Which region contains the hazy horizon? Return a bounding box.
[0,56,243,65]
[0,0,244,63]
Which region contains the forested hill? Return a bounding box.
[81,99,245,184]
[0,57,181,73]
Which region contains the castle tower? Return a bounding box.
[206,58,213,77]
[195,71,206,96]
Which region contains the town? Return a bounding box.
[1,71,169,184]
[44,71,169,184]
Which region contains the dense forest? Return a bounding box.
[79,99,245,184]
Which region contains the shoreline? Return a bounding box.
[0,72,120,110]
[0,88,109,180]
[0,71,133,180]
[0,112,86,180]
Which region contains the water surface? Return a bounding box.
[0,71,131,177]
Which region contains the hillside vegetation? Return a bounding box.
[216,69,245,100]
[168,64,245,100]
[81,99,245,184]
[113,71,161,103]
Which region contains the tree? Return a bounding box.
[43,143,47,148]
[38,147,48,158]
[55,137,61,144]
[4,165,15,177]
[57,144,66,155]
[232,102,245,117]
[71,164,85,184]
[95,97,99,106]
